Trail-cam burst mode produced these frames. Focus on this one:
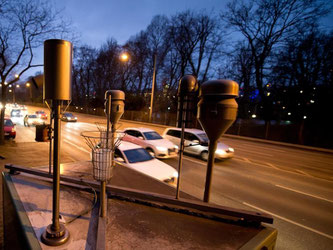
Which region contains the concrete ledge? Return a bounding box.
[2,173,41,250]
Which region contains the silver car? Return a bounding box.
[162,128,234,161]
[122,127,178,159]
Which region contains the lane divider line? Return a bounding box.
[296,169,311,177]
[63,139,90,154]
[183,156,207,166]
[266,163,280,170]
[243,202,333,240]
[234,148,274,156]
[275,184,333,204]
[243,157,251,163]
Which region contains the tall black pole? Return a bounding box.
[52,100,61,230]
[203,140,218,202]
[176,96,187,199]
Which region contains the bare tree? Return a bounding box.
[221,0,330,123]
[0,0,72,144]
[168,10,223,82]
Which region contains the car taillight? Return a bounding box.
[11,128,15,132]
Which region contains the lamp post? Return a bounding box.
[148,53,157,123]
[26,82,33,102]
[119,52,129,91]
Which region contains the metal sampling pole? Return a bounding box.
[101,94,112,218]
[41,39,72,246]
[175,75,197,199]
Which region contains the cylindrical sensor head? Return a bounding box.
[44,39,73,101]
[178,75,198,97]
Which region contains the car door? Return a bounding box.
[165,129,181,146]
[184,132,201,155]
[124,130,145,147]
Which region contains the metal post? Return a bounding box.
[101,94,112,218]
[49,110,53,175]
[52,101,61,230]
[176,96,187,199]
[41,100,69,246]
[203,140,218,202]
[149,53,156,123]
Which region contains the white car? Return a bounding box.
[24,114,44,126]
[162,128,234,161]
[122,127,178,159]
[114,141,178,185]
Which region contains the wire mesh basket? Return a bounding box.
[81,130,125,181]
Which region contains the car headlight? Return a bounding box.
[74,117,77,120]
[215,149,226,155]
[173,172,178,178]
[156,146,167,152]
[228,147,234,152]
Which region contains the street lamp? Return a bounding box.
[149,53,157,123]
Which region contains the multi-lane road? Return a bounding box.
[9,106,333,249]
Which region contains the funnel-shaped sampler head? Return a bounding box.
[197,80,239,142]
[178,75,198,97]
[105,90,125,125]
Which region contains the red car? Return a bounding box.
[35,110,48,120]
[4,118,16,139]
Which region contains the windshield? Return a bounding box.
[4,120,13,126]
[65,113,74,117]
[197,133,209,143]
[29,115,37,118]
[123,148,153,163]
[143,131,163,140]
[11,110,21,117]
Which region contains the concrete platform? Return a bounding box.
[3,161,277,249]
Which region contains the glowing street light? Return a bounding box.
[26,82,30,87]
[120,52,129,62]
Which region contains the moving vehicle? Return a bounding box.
[4,118,16,139]
[123,127,178,159]
[61,112,77,122]
[162,128,234,161]
[24,114,44,127]
[113,141,178,184]
[35,110,48,120]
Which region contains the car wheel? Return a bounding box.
[200,151,208,161]
[146,148,155,157]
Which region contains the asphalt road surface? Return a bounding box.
[8,106,333,250]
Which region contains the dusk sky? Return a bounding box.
[26,0,333,78]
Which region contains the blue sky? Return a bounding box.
[26,0,332,78]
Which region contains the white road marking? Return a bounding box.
[63,139,90,154]
[275,184,333,204]
[266,163,280,170]
[295,169,311,177]
[234,148,274,156]
[183,156,207,166]
[243,157,251,163]
[238,143,286,153]
[243,202,333,240]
